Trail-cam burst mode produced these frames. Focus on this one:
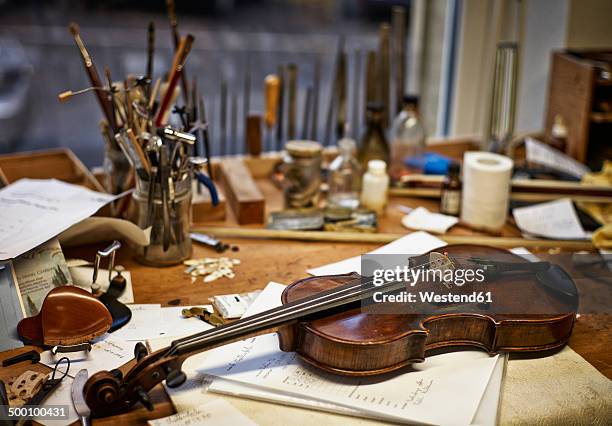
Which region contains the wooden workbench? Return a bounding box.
[1,144,610,425]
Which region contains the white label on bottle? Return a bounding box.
[441,190,460,215]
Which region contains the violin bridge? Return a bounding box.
[429,252,456,289]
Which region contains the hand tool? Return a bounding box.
[71,369,91,426]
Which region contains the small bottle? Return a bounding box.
[358,102,390,170]
[328,131,362,209]
[550,114,567,152]
[440,163,461,216]
[390,95,426,178]
[360,160,389,215]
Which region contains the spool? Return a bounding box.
[461,152,513,231]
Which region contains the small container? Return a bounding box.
[129,174,193,266]
[440,162,461,216]
[360,160,389,215]
[328,135,361,209]
[282,140,322,209]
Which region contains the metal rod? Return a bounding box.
[310,57,320,141]
[392,6,407,115]
[231,92,238,154]
[301,86,313,139]
[276,65,285,151]
[378,23,391,128]
[220,81,227,156]
[287,63,298,140]
[352,50,362,139]
[325,36,344,146]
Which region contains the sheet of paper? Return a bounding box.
[149,398,257,426]
[159,306,215,339]
[40,336,133,377]
[525,137,590,178]
[58,216,150,248]
[34,376,79,426]
[0,179,120,260]
[512,198,589,240]
[167,282,499,425]
[401,207,459,234]
[307,231,446,276]
[69,265,135,304]
[111,304,163,341]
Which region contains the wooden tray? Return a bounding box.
[0,148,105,192]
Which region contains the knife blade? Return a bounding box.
[71,369,91,426]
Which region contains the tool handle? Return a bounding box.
[195,171,219,206]
[264,74,280,129]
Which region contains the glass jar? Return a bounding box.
[328,137,361,209]
[282,140,322,209]
[129,173,193,266]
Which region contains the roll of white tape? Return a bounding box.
[460,152,513,230]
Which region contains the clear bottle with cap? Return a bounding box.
[360,160,389,215]
[390,95,426,177]
[328,131,362,209]
[358,102,390,170]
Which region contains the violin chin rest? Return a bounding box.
[17,286,113,347]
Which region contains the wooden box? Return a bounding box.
[545,50,612,169]
[0,148,105,192]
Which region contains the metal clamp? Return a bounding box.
[92,240,121,293]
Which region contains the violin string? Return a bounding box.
[166,255,454,356]
[167,256,451,355]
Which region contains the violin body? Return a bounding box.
[278,245,577,376]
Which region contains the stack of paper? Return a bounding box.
[160,282,505,425]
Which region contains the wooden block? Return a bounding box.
[191,180,227,223]
[218,159,265,225]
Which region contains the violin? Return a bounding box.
[83,245,579,416]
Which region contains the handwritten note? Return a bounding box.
[512,198,589,240]
[148,399,257,426]
[40,336,132,377]
[0,179,120,260]
[112,304,163,341]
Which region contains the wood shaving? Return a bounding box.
[183,257,240,283]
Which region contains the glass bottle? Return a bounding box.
[358,102,389,170]
[328,135,361,209]
[440,162,461,216]
[390,95,426,177]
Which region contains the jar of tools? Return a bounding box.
[100,121,132,214]
[130,172,193,266]
[282,140,322,209]
[118,129,194,266]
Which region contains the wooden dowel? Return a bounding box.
[191,226,594,250]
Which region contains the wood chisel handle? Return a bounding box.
[264,74,280,130]
[155,34,194,127]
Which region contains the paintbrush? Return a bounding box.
[155,34,194,128]
[68,22,117,132]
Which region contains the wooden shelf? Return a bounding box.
[590,112,612,123]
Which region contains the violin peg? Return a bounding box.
[165,370,187,388]
[135,387,154,411]
[134,342,148,361]
[110,368,123,381]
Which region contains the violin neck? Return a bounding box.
[167,275,406,358]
